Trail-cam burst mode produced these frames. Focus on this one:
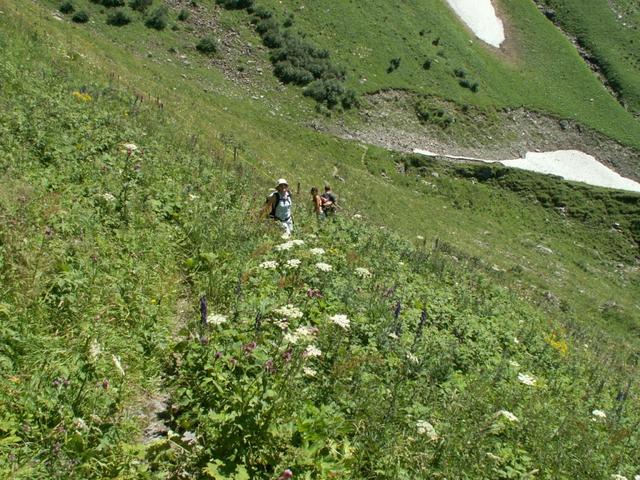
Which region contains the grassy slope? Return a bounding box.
[253,0,640,149]
[0,1,639,478]
[17,0,638,336]
[541,0,640,115]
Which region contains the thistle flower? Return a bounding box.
[496,410,519,422]
[306,288,322,298]
[282,348,293,363]
[259,260,279,269]
[416,420,438,440]
[264,359,276,374]
[517,373,536,386]
[315,262,332,272]
[278,469,293,480]
[206,314,227,326]
[112,355,125,376]
[329,314,350,329]
[309,248,325,255]
[242,341,257,354]
[355,267,372,278]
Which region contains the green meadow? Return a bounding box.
[0,0,639,478]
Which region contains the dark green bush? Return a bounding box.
[454,67,466,78]
[303,79,345,108]
[255,17,278,35]
[145,6,168,30]
[129,0,152,12]
[196,36,218,55]
[177,8,190,21]
[459,79,479,92]
[250,5,272,19]
[71,10,89,22]
[215,0,253,9]
[261,30,284,48]
[59,1,75,14]
[106,9,131,26]
[422,58,432,70]
[274,61,314,85]
[283,16,293,28]
[101,0,125,6]
[387,57,401,73]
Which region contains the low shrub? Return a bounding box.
[71,10,89,22]
[145,6,168,30]
[129,0,152,12]
[459,78,479,92]
[101,0,125,6]
[250,5,272,19]
[106,9,131,26]
[303,79,345,108]
[454,67,466,78]
[387,57,401,73]
[274,61,314,86]
[215,0,254,10]
[177,8,190,21]
[59,1,75,14]
[196,36,218,55]
[422,58,432,70]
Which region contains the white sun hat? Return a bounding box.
[276,178,289,187]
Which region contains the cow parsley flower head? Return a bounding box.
[122,143,138,153]
[315,262,332,272]
[103,192,116,202]
[303,345,322,358]
[309,248,325,255]
[352,213,362,219]
[259,260,278,269]
[611,475,628,480]
[496,410,519,422]
[207,314,227,326]
[291,239,305,246]
[592,409,607,419]
[416,235,425,240]
[416,420,438,440]
[286,258,301,269]
[517,373,536,386]
[303,367,317,377]
[329,314,350,329]
[275,241,294,251]
[355,267,372,278]
[274,304,303,319]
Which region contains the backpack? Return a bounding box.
[267,191,293,219]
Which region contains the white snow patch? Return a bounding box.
[445,0,505,48]
[413,149,640,193]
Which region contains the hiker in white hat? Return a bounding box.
[262,178,294,236]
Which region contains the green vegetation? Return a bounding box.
[537,0,640,115]
[59,1,74,14]
[0,0,639,478]
[106,8,131,26]
[144,5,168,30]
[196,36,218,56]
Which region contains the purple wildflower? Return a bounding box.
[243,341,257,354]
[200,296,207,325]
[278,469,293,480]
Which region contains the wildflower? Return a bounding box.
[199,336,209,345]
[513,337,520,344]
[286,258,301,269]
[122,142,138,153]
[102,192,116,202]
[181,431,197,445]
[352,213,362,219]
[406,352,419,364]
[215,351,223,359]
[315,262,332,272]
[72,91,92,102]
[281,231,291,240]
[206,314,227,326]
[102,378,110,390]
[274,318,289,330]
[274,304,303,319]
[388,332,398,340]
[188,193,199,201]
[517,373,536,386]
[291,239,305,246]
[259,260,278,269]
[89,339,101,362]
[283,332,299,344]
[303,345,322,358]
[112,355,125,376]
[303,367,317,377]
[264,359,276,374]
[295,325,319,339]
[306,288,322,298]
[242,341,257,354]
[496,410,519,422]
[200,295,207,325]
[329,314,350,329]
[592,409,607,419]
[309,247,325,255]
[278,469,293,480]
[354,267,372,278]
[416,235,425,240]
[73,418,88,432]
[611,475,628,480]
[416,420,438,441]
[275,241,294,251]
[508,360,521,368]
[282,348,292,362]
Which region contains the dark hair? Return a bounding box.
[324,185,331,191]
[310,187,318,194]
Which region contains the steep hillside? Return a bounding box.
[0,0,639,478]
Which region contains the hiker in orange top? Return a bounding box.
[310,187,325,220]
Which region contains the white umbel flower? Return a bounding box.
[274,304,303,319]
[611,475,628,480]
[416,420,438,440]
[259,260,278,269]
[354,267,372,278]
[303,366,317,377]
[206,314,227,326]
[315,262,332,272]
[517,373,536,386]
[496,410,519,422]
[275,241,294,251]
[329,314,350,329]
[286,258,301,269]
[303,345,322,358]
[592,409,607,419]
[309,248,325,255]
